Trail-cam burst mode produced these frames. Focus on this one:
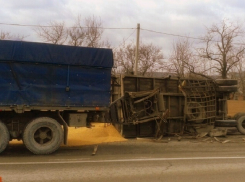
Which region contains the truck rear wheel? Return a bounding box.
[237,115,245,135]
[23,117,63,154]
[0,121,10,154]
[233,112,245,120]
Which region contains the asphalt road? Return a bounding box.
[1,136,245,182]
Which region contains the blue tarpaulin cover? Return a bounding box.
[0,40,113,107]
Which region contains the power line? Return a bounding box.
[0,22,135,30]
[0,23,40,27]
[141,28,205,41]
[0,22,198,39]
[0,22,217,41]
[1,22,245,45]
[114,29,136,51]
[0,22,205,41]
[141,28,245,45]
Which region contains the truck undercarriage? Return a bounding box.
[110,75,239,138]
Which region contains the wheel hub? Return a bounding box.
[39,131,47,139]
[34,127,52,144]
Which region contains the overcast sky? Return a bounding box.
[1,0,245,55]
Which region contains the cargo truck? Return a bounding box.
[0,40,239,155]
[0,40,113,154]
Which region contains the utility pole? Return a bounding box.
[134,23,140,75]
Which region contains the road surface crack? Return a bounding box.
[165,161,173,171]
[159,162,173,181]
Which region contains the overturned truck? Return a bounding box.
[110,75,238,138]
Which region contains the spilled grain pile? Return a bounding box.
[9,123,126,146]
[67,123,126,146]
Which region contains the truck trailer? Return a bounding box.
[110,75,238,138]
[0,40,239,155]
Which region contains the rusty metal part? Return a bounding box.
[180,79,216,125]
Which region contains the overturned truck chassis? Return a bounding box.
[110,75,234,137]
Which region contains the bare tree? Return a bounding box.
[84,16,104,48]
[114,42,135,74]
[67,15,86,46]
[167,38,194,77]
[0,31,12,40]
[166,38,215,79]
[230,59,245,94]
[67,15,110,48]
[198,20,245,79]
[35,21,67,45]
[138,43,164,76]
[0,31,26,40]
[114,41,163,75]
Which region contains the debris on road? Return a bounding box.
[196,132,208,138]
[92,145,98,156]
[208,128,227,137]
[222,140,230,144]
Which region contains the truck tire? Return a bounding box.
[0,121,10,154]
[215,79,238,86]
[237,115,245,134]
[233,112,245,120]
[186,102,206,123]
[217,86,238,92]
[23,117,63,154]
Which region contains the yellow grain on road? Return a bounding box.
[9,123,126,146]
[66,123,126,146]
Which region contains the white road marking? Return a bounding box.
[1,156,245,165]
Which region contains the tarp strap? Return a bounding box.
[9,63,22,90]
[66,65,70,91]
